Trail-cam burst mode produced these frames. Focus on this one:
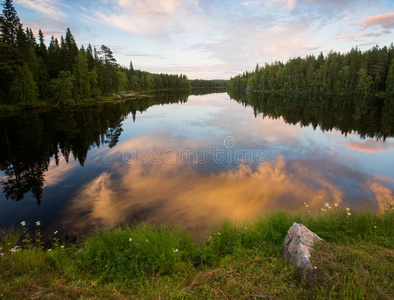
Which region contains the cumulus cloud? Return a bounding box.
[361,12,394,29]
[62,155,346,236]
[367,181,394,213]
[201,19,308,71]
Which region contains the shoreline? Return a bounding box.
[1,209,392,299]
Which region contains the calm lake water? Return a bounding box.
[1,91,393,237]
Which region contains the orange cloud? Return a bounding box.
[361,12,394,29]
[367,181,393,213]
[341,139,394,153]
[62,155,344,238]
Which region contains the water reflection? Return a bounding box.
[0,91,189,205]
[229,91,394,140]
[62,147,392,237]
[1,91,393,237]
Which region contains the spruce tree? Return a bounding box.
[0,0,21,45]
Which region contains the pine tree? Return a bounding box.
[99,45,117,94]
[48,35,61,78]
[0,0,21,45]
[37,29,48,63]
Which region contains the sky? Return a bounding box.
[11,0,394,79]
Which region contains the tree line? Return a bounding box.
[0,0,192,107]
[228,44,394,95]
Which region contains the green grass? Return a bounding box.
[1,209,393,299]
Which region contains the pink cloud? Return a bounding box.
[300,45,321,51]
[335,32,384,40]
[341,139,394,153]
[361,12,394,29]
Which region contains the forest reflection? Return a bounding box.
[229,91,394,141]
[0,91,190,205]
[0,89,392,215]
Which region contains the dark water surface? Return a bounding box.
[1,91,393,237]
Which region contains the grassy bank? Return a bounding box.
[1,207,393,299]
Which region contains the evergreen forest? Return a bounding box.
[0,0,194,107]
[229,44,394,96]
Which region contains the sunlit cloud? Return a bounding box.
[340,139,394,153]
[62,155,346,236]
[114,0,196,15]
[92,0,201,38]
[367,180,394,212]
[335,31,389,40]
[13,0,394,79]
[361,12,394,29]
[15,0,66,17]
[300,45,321,51]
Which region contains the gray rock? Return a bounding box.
[283,222,323,280]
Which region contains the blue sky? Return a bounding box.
[11,0,394,79]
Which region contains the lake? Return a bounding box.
[1,91,393,238]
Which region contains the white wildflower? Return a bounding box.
[334,203,338,207]
[218,232,221,235]
[173,249,179,253]
[61,245,65,249]
[54,231,58,235]
[347,212,352,216]
[48,249,52,252]
[0,253,4,258]
[305,204,309,208]
[129,238,132,242]
[20,221,26,227]
[325,203,329,207]
[10,246,21,253]
[346,207,351,211]
[35,221,41,226]
[374,226,377,229]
